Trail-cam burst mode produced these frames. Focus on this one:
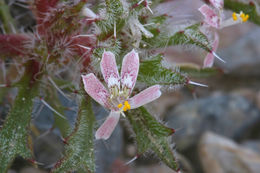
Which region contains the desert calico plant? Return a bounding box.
[82,50,162,140]
[0,0,259,172]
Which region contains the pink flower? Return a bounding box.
[82,50,161,140]
[199,0,249,67]
[198,0,249,29]
[209,0,223,10]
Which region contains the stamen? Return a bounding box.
[232,12,238,21]
[124,101,131,110]
[118,103,123,108]
[240,12,249,22]
[232,11,249,22]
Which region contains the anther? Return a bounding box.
[118,103,123,109]
[232,12,238,21]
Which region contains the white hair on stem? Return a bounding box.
[40,98,66,119]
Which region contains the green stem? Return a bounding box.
[0,0,17,33]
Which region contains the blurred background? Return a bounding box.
[1,0,260,173]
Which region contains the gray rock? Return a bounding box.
[242,140,260,154]
[219,28,260,76]
[199,132,260,173]
[33,132,64,168]
[165,93,260,150]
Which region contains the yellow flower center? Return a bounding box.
[232,12,249,22]
[117,101,131,112]
[232,12,238,21]
[240,13,249,22]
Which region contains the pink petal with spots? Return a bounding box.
[199,4,220,28]
[129,85,161,109]
[101,51,120,88]
[121,49,139,93]
[209,0,223,9]
[82,73,110,108]
[95,111,120,140]
[203,33,219,68]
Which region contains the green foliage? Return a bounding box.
[143,15,167,39]
[127,107,178,171]
[51,95,95,173]
[145,23,212,52]
[224,0,260,25]
[97,0,124,40]
[138,54,187,86]
[179,64,222,78]
[0,64,39,172]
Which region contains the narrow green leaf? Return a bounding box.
[51,95,95,173]
[138,54,187,86]
[0,62,40,172]
[146,23,212,52]
[179,64,222,78]
[127,107,178,171]
[224,0,260,25]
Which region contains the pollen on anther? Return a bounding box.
[124,101,131,110]
[232,12,238,21]
[241,13,249,22]
[117,103,123,108]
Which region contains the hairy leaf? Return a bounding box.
[0,61,40,172]
[51,95,95,173]
[224,0,260,25]
[179,63,222,78]
[127,107,178,171]
[138,54,187,86]
[146,23,212,52]
[97,0,124,40]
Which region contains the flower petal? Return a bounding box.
[95,111,120,140]
[82,73,110,108]
[199,4,220,28]
[129,85,161,109]
[209,0,223,9]
[203,33,219,68]
[101,51,120,88]
[121,49,139,94]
